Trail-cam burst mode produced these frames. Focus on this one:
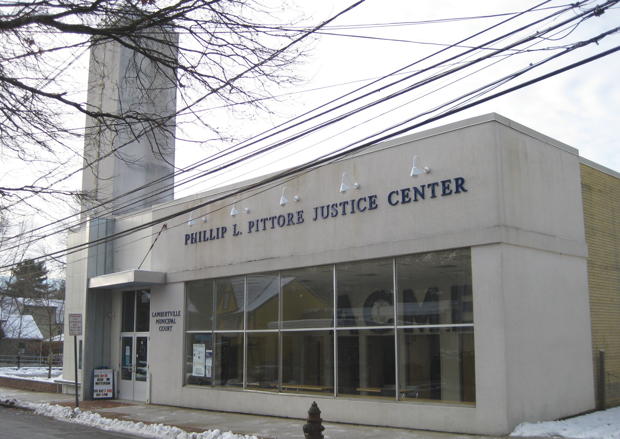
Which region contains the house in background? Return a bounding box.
[20,297,64,340]
[0,296,63,361]
[0,313,44,358]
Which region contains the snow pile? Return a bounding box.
[1,397,257,439]
[511,407,620,439]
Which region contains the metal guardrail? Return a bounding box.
[0,354,62,367]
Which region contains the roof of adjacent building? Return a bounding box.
[0,314,44,340]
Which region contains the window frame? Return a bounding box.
[183,248,475,404]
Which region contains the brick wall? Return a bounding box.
[580,162,620,407]
[0,376,61,393]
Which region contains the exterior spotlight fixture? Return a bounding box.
[411,155,431,177]
[280,187,288,206]
[293,195,301,202]
[244,207,251,214]
[202,216,208,223]
[230,205,239,217]
[188,213,197,226]
[339,172,360,193]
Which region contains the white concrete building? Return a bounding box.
[63,112,607,435]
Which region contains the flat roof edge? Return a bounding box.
[153,113,594,213]
[579,156,620,178]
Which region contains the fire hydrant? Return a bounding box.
[303,401,325,439]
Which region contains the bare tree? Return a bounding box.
[0,0,332,207]
[0,0,363,269]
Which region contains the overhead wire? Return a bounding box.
[4,40,618,272]
[0,0,612,260]
[0,0,604,251]
[0,0,370,214]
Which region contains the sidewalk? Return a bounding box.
[0,385,501,439]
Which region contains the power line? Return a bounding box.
[1,0,616,258]
[4,38,617,272]
[0,0,604,252]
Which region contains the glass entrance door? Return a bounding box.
[119,290,150,401]
[119,334,148,400]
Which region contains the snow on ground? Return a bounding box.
[0,366,62,383]
[2,369,619,439]
[511,407,620,439]
[0,397,258,439]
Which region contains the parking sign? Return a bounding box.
[68,313,82,336]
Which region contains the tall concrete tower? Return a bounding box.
[62,26,179,400]
[81,29,177,218]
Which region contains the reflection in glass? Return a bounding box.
[282,331,333,394]
[214,333,243,387]
[246,273,279,330]
[282,266,333,328]
[121,336,133,380]
[336,259,393,327]
[337,329,395,397]
[247,333,278,390]
[215,277,244,330]
[187,280,214,331]
[186,333,213,386]
[135,336,148,381]
[183,248,476,404]
[135,290,150,332]
[398,327,475,402]
[397,248,472,325]
[121,291,135,332]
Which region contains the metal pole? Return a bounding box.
[73,335,79,408]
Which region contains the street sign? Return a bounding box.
[68,313,82,336]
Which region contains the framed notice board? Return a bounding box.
[93,368,114,399]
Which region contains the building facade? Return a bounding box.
[62,113,620,435]
[581,159,620,407]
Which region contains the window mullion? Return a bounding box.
[393,258,399,401]
[333,263,337,397]
[243,275,247,390]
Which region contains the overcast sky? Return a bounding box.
[172,0,619,198]
[1,0,618,273]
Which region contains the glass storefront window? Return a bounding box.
[396,248,472,326]
[336,258,394,327]
[398,327,475,402]
[282,266,333,328]
[337,329,395,398]
[186,333,213,386]
[184,248,474,403]
[215,277,244,330]
[187,280,214,331]
[282,331,333,394]
[214,333,243,387]
[246,332,278,391]
[246,273,279,330]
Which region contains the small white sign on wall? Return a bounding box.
[192,344,206,376]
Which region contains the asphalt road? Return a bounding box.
[0,406,140,439]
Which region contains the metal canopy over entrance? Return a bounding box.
[88,270,166,290]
